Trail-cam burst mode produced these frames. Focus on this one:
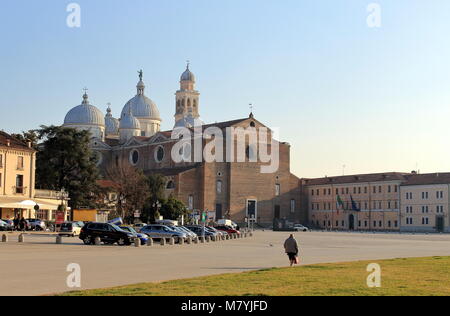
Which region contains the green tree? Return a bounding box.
[159,196,189,221]
[34,125,102,209]
[11,130,39,149]
[143,174,166,223]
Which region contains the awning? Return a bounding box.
[0,197,69,211]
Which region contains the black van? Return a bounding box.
[79,222,135,246]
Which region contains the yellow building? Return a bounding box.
[0,132,66,221]
[303,172,410,231]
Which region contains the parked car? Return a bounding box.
[0,219,13,231]
[293,224,309,232]
[59,222,83,237]
[79,222,135,246]
[119,226,149,245]
[215,225,240,235]
[0,220,8,231]
[27,219,46,231]
[185,225,216,237]
[140,224,187,241]
[179,226,198,240]
[206,226,225,237]
[133,223,147,232]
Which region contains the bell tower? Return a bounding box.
[174,62,201,127]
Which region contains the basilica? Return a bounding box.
[63,64,303,226]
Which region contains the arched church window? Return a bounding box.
[187,99,191,108]
[130,149,139,165]
[155,145,165,162]
[217,180,223,194]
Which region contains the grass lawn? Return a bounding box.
[61,256,450,296]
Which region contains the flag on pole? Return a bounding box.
[336,195,345,215]
[350,195,361,212]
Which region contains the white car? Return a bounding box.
[293,224,309,232]
[59,222,82,237]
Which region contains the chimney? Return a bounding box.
[27,141,31,148]
[6,139,10,147]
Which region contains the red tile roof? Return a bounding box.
[0,131,35,152]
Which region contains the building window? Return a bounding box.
[311,190,314,196]
[15,175,24,194]
[188,195,194,210]
[155,146,165,162]
[0,154,3,168]
[290,200,295,213]
[129,150,139,165]
[17,156,24,170]
[217,180,223,194]
[388,186,391,193]
[275,184,281,196]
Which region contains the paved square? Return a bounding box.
[1,231,450,296]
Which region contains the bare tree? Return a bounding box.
[104,162,149,223]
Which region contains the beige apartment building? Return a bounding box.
[400,173,450,233]
[303,173,410,231]
[0,131,67,221]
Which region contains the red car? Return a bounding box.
[215,225,240,235]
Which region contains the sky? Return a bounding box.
[1,0,450,178]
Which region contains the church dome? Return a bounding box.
[105,106,119,135]
[119,108,141,130]
[180,65,195,82]
[64,92,105,127]
[121,74,161,121]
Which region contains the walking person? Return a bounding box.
[19,217,26,232]
[13,216,19,231]
[284,234,299,267]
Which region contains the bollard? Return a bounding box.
[94,237,101,246]
[56,236,62,244]
[221,235,225,241]
[206,235,211,243]
[160,238,166,246]
[199,236,205,243]
[244,232,248,238]
[2,234,8,243]
[169,237,175,245]
[211,235,216,242]
[186,237,192,245]
[179,237,184,245]
[249,232,253,237]
[147,238,154,246]
[18,234,24,243]
[134,238,141,248]
[226,234,230,240]
[193,237,198,244]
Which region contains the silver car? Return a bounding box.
[140,224,187,240]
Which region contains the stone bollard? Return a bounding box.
[221,235,225,241]
[199,236,205,243]
[249,232,253,237]
[160,238,166,246]
[56,236,62,244]
[205,235,211,243]
[226,234,230,240]
[18,234,25,243]
[147,238,154,246]
[134,238,141,248]
[211,235,216,242]
[94,237,102,245]
[193,237,198,244]
[169,237,175,246]
[179,237,185,245]
[186,237,192,245]
[244,232,248,238]
[2,234,8,243]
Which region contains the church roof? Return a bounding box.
[0,131,35,152]
[64,92,105,127]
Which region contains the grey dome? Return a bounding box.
[120,109,141,130]
[121,78,161,121]
[181,67,195,82]
[105,107,119,135]
[64,93,105,126]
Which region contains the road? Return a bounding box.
[0,231,450,296]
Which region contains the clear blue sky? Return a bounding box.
[1,0,450,178]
